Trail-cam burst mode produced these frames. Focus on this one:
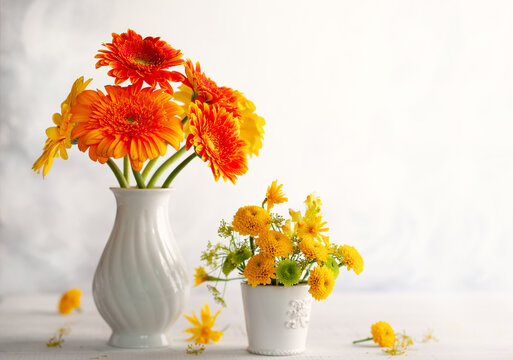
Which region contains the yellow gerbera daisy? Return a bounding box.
[298,238,329,262]
[338,245,364,275]
[232,90,265,157]
[265,180,288,211]
[255,230,293,258]
[243,253,276,287]
[58,288,82,315]
[33,77,92,177]
[297,215,329,245]
[307,266,335,301]
[184,304,224,344]
[371,321,396,347]
[194,267,210,287]
[232,205,271,236]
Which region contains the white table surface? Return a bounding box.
[0,291,512,359]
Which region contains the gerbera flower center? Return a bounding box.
[123,41,163,68]
[133,58,149,65]
[207,139,217,151]
[125,115,138,123]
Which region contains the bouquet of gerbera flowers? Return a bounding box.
[33,29,264,187]
[195,181,364,304]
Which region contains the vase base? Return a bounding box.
[247,347,305,356]
[108,332,169,348]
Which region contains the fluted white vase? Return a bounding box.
[92,188,190,348]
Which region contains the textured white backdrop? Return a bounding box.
[1,0,512,295]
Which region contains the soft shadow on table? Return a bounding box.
[2,309,58,317]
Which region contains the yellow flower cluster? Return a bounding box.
[198,181,364,304]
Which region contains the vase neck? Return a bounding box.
[110,188,173,209]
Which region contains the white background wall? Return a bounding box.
[1,0,512,295]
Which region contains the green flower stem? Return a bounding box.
[301,262,314,281]
[249,236,255,255]
[162,152,197,188]
[141,158,158,181]
[132,169,146,189]
[147,146,187,188]
[353,337,373,344]
[107,158,129,188]
[208,277,245,282]
[123,155,129,185]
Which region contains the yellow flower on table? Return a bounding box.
[265,180,288,211]
[307,266,334,301]
[184,304,224,344]
[58,288,81,315]
[232,205,271,236]
[371,321,396,347]
[338,245,364,275]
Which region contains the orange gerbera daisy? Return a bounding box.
[176,62,265,158]
[183,60,238,105]
[71,85,183,171]
[186,101,248,183]
[95,29,184,93]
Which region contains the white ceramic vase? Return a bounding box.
[92,188,190,348]
[241,283,313,356]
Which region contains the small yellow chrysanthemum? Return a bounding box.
[371,321,396,347]
[338,245,364,275]
[33,77,92,177]
[243,253,276,287]
[307,266,335,301]
[297,215,329,245]
[184,304,224,344]
[255,230,293,257]
[58,288,82,315]
[265,180,288,211]
[194,267,210,287]
[298,238,329,262]
[233,205,271,236]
